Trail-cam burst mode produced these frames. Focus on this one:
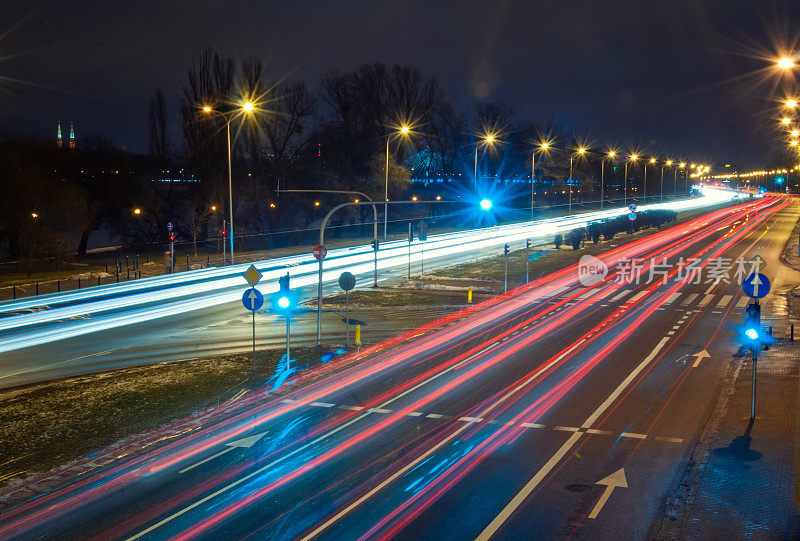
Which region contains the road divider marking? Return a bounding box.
[610,290,632,302]
[619,432,646,439]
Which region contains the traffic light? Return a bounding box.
[221,230,227,237]
[418,222,428,242]
[479,199,493,211]
[169,234,175,243]
[504,243,510,255]
[526,239,532,249]
[371,239,379,251]
[744,301,761,345]
[273,272,297,311]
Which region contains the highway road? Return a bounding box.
[0,190,735,388]
[0,193,794,539]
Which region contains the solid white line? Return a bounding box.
[475,432,584,541]
[581,337,670,429]
[177,447,233,474]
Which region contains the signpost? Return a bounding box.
[525,239,531,283]
[242,264,263,372]
[339,271,356,347]
[167,221,175,274]
[742,270,771,420]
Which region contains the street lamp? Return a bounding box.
[643,157,656,202]
[777,56,796,70]
[474,132,498,193]
[624,154,638,206]
[530,141,551,220]
[781,117,792,125]
[201,100,257,265]
[664,160,673,201]
[787,99,798,109]
[384,124,413,240]
[601,150,616,209]
[568,147,587,215]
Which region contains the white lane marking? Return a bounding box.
[736,296,750,309]
[554,426,580,432]
[681,293,699,305]
[281,399,296,404]
[459,416,484,423]
[406,411,423,417]
[476,432,584,541]
[586,429,612,435]
[367,408,392,414]
[546,286,570,298]
[426,413,444,419]
[610,289,632,302]
[620,432,647,439]
[576,289,596,300]
[310,402,335,408]
[655,436,683,443]
[663,293,681,305]
[340,405,364,411]
[666,331,675,336]
[698,294,714,306]
[479,336,671,540]
[521,423,545,429]
[717,294,732,307]
[627,291,648,303]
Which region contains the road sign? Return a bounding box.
[742,272,771,299]
[628,203,637,212]
[167,221,173,232]
[313,245,327,261]
[242,264,263,287]
[628,212,637,221]
[242,287,264,311]
[339,271,356,291]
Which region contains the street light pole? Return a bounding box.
[226,120,235,265]
[384,136,390,241]
[624,160,629,206]
[568,154,574,215]
[660,165,665,203]
[531,151,535,221]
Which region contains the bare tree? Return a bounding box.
[148,88,171,160]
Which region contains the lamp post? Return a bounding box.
[568,147,587,215]
[676,162,685,197]
[645,157,656,203]
[601,150,615,210]
[474,133,497,193]
[624,154,638,206]
[384,124,411,240]
[201,101,255,265]
[531,141,550,220]
[663,160,672,202]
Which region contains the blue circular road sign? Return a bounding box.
[242,287,264,311]
[628,212,637,221]
[742,273,770,299]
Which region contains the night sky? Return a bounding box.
[1,0,798,168]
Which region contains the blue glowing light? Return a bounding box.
[745,328,759,340]
[277,296,291,309]
[479,199,493,210]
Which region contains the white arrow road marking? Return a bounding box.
[588,468,628,519]
[178,432,268,474]
[691,349,710,368]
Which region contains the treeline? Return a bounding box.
[0,46,693,265]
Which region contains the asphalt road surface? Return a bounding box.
[0,194,794,539]
[0,192,733,388]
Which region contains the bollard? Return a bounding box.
[97,276,101,286]
[116,269,119,283]
[57,280,61,292]
[136,255,139,269]
[105,263,108,273]
[355,324,362,346]
[467,287,473,304]
[12,285,16,299]
[125,255,129,268]
[207,255,210,267]
[187,255,190,271]
[36,282,39,296]
[78,278,81,289]
[146,255,150,263]
[791,323,795,342]
[127,268,130,280]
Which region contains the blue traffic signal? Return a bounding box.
[273,272,297,311]
[745,328,759,340]
[479,199,493,210]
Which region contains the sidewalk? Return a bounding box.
[657,337,800,539]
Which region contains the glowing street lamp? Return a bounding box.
[781,117,792,125]
[600,150,616,210]
[786,99,798,109]
[133,208,141,216]
[530,140,552,219]
[568,147,587,215]
[384,123,413,240]
[777,56,796,70]
[624,154,638,205]
[791,140,799,147]
[201,100,258,264]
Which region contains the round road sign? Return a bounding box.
[313,245,327,261]
[628,212,637,221]
[242,287,264,311]
[742,273,771,299]
[339,271,356,291]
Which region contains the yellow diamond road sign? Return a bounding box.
[243,264,263,287]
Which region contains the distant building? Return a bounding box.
[69,122,76,149]
[56,121,77,149]
[57,122,63,149]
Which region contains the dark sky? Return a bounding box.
[1,0,798,169]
